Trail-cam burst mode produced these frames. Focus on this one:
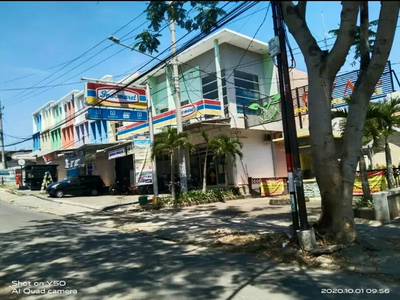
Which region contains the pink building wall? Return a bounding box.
[62,100,75,149]
[274,68,309,178]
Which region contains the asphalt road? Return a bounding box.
[1,201,399,300]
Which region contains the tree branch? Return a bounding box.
[359,1,370,71]
[297,1,307,20]
[281,1,321,65]
[367,1,400,80]
[326,1,360,80]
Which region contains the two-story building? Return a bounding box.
[31,76,121,184]
[114,28,309,190]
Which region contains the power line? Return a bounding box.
[0,59,88,85]
[9,2,250,148]
[0,82,83,92]
[3,11,148,105]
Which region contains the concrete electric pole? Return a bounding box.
[0,101,6,169]
[169,1,188,192]
[271,1,316,250]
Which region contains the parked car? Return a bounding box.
[47,175,106,198]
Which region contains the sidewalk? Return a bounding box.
[83,198,323,243]
[83,198,400,278]
[3,188,141,211]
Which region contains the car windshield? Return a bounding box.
[59,177,73,183]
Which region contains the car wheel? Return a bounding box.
[91,189,98,196]
[56,190,64,198]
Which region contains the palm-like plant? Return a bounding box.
[329,20,378,66]
[332,104,380,198]
[211,134,243,188]
[199,131,216,193]
[367,97,400,189]
[151,126,193,199]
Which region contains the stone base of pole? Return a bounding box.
[297,228,317,251]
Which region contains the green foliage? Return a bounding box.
[134,1,226,54]
[134,31,162,55]
[155,188,242,208]
[151,126,193,159]
[329,19,378,66]
[331,101,383,148]
[211,133,243,162]
[354,195,374,209]
[368,97,400,140]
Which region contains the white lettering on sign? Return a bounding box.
[108,148,126,160]
[98,88,139,103]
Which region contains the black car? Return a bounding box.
[47,175,106,198]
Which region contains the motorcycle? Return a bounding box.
[109,180,130,195]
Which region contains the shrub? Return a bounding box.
[355,196,374,209]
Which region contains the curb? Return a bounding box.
[269,197,310,205]
[4,188,139,212]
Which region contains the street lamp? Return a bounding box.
[108,36,164,62]
[108,35,120,44]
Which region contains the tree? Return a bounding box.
[332,102,381,199]
[151,126,193,199]
[367,97,400,189]
[199,131,216,193]
[134,1,227,54]
[282,1,399,243]
[211,134,243,188]
[329,19,379,66]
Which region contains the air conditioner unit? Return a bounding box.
[264,134,272,142]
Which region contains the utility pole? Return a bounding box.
[169,1,188,192]
[146,83,159,198]
[272,1,309,230]
[0,100,6,169]
[271,5,299,235]
[272,2,315,249]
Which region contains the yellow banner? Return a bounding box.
[261,179,285,196]
[353,171,387,196]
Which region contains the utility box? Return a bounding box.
[139,195,148,206]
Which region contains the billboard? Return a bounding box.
[85,82,147,109]
[133,135,153,186]
[87,107,148,122]
[245,61,394,129]
[64,151,85,169]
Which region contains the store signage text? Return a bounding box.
[182,104,197,119]
[85,82,147,109]
[108,148,126,160]
[87,107,148,122]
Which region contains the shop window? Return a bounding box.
[234,70,260,114]
[201,70,227,100]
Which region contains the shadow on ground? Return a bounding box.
[1,206,400,299]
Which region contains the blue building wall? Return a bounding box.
[89,120,109,144]
[33,132,41,151]
[35,114,42,132]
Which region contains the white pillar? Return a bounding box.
[214,39,225,117]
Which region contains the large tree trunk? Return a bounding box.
[170,154,176,200]
[282,0,399,244]
[359,148,371,198]
[307,73,356,243]
[385,136,396,189]
[203,151,208,193]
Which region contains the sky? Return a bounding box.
[0,1,399,151]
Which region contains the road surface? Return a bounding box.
[0,201,399,300]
